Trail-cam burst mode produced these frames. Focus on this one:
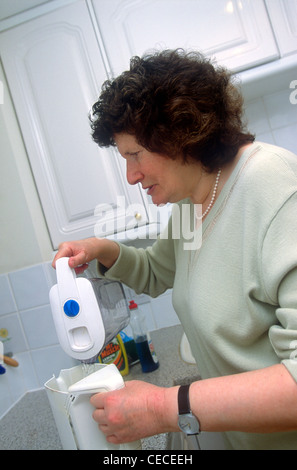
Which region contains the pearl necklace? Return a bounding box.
[196,168,222,220]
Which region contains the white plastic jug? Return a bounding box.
[45,363,141,450]
[49,257,130,362]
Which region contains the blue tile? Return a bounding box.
[9,265,49,310]
[20,304,58,349]
[0,275,17,316]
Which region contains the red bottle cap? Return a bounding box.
[129,300,138,310]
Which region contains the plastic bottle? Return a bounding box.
[97,334,129,376]
[129,300,159,373]
[119,330,139,366]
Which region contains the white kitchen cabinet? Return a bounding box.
[91,0,279,75]
[265,0,297,57]
[0,0,50,21]
[0,0,291,251]
[0,0,150,249]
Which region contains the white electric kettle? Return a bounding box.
[45,363,141,450]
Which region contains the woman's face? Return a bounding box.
[114,133,201,206]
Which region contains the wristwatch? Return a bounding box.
[177,384,200,435]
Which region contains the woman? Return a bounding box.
[53,50,297,449]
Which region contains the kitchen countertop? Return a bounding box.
[0,325,200,450]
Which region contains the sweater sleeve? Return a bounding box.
[97,216,176,297]
[262,192,297,382]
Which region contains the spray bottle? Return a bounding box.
[129,300,159,373]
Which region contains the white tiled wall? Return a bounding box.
[1,82,296,418]
[244,87,297,155]
[0,261,179,418]
[0,263,76,417]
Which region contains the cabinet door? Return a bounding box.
[91,0,279,75]
[265,0,297,56]
[0,0,148,248]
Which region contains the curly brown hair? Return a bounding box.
[90,49,254,172]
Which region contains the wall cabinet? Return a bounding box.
[1,0,295,249]
[92,0,279,75]
[265,0,297,57]
[0,0,150,249]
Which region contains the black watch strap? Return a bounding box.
[178,384,191,414]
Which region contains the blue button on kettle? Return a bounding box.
[63,299,80,317]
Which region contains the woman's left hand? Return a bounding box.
[90,380,178,444]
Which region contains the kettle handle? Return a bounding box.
[56,257,80,307]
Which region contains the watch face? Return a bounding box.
[178,413,200,435]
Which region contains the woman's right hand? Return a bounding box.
[52,238,102,274]
[52,237,120,274]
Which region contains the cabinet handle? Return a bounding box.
[134,212,142,221]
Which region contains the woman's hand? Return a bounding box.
[52,237,120,274]
[90,365,297,445]
[90,380,179,444]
